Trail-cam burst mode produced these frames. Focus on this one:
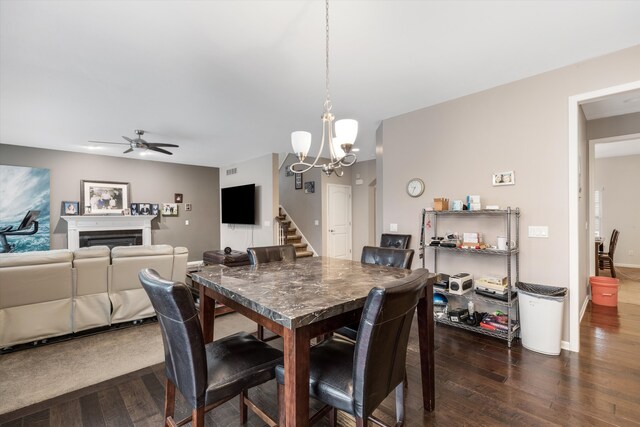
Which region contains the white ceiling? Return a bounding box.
[595,137,640,158]
[2,1,640,168]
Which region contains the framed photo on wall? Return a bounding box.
[81,180,130,215]
[162,203,179,216]
[295,173,303,190]
[304,181,315,194]
[492,171,515,186]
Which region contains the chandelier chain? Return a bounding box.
[324,0,332,112]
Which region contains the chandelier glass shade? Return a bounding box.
[290,0,357,177]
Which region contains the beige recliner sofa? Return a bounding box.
[0,244,188,348]
[0,249,74,348]
[110,245,188,324]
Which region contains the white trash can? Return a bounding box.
[516,282,567,356]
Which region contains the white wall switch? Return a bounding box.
[185,220,189,226]
[264,220,270,227]
[528,226,549,238]
[355,179,364,185]
[315,220,319,226]
[390,223,398,232]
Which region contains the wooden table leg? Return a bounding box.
[283,326,310,426]
[417,286,435,412]
[199,284,215,343]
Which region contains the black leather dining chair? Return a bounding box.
[247,244,297,266]
[380,233,411,249]
[247,244,297,340]
[139,269,282,427]
[275,268,429,427]
[598,229,620,278]
[335,246,415,341]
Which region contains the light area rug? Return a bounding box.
[0,312,258,415]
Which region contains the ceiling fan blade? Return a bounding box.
[88,140,128,145]
[123,148,134,154]
[147,146,173,155]
[148,143,179,148]
[122,136,134,143]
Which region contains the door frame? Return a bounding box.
[567,79,640,352]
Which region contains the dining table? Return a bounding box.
[191,256,436,426]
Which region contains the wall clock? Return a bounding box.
[406,178,425,197]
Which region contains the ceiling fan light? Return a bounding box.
[335,119,358,146]
[291,131,312,158]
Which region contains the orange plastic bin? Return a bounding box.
[590,276,619,307]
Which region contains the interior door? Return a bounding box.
[327,184,352,259]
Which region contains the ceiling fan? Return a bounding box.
[89,130,179,155]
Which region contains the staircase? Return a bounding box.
[276,208,314,258]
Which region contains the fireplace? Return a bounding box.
[79,229,143,249]
[61,215,153,250]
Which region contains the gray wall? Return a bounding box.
[0,144,219,261]
[219,153,278,251]
[587,112,640,140]
[595,154,640,268]
[351,159,376,261]
[279,154,323,254]
[379,45,640,345]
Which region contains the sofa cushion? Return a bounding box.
[0,249,72,268]
[111,244,173,258]
[73,245,110,260]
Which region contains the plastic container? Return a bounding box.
[589,276,619,307]
[516,282,567,356]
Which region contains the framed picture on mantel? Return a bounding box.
[81,180,130,215]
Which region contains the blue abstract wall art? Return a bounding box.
[0,165,51,252]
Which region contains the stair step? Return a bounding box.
[296,251,314,258]
[286,235,302,243]
[292,243,307,249]
[276,215,286,221]
[286,228,297,235]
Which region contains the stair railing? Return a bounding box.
[274,216,290,246]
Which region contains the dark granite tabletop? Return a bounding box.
[192,256,431,329]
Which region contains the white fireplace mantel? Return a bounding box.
[62,215,153,250]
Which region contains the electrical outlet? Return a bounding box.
[528,226,548,238]
[390,223,398,232]
[185,220,189,226]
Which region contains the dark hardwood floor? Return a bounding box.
[2,301,640,426]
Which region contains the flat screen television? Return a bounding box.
[221,184,256,225]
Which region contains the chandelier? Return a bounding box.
[290,0,358,177]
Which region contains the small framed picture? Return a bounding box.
[122,208,130,215]
[295,173,303,190]
[151,204,159,215]
[62,201,79,215]
[304,181,315,194]
[285,165,294,177]
[492,170,515,186]
[139,203,151,215]
[185,203,192,211]
[174,193,183,203]
[162,203,179,216]
[130,203,139,215]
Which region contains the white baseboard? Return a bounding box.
[615,263,640,269]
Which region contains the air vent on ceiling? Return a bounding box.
[226,168,237,175]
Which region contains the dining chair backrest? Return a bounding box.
[380,233,411,249]
[352,268,429,419]
[247,244,297,265]
[609,229,620,256]
[361,246,414,269]
[139,268,207,408]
